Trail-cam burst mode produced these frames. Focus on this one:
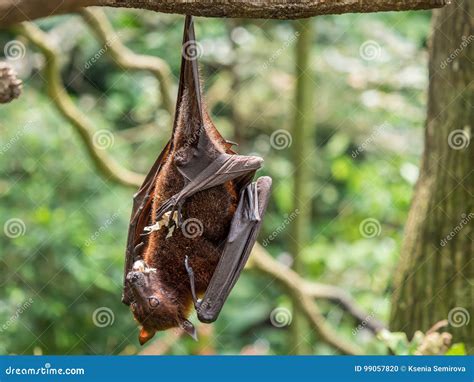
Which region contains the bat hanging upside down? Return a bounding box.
[122,15,272,345]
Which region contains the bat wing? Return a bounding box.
[151,16,262,223]
[196,176,272,323]
[122,141,171,305]
[155,153,263,223]
[123,16,197,305]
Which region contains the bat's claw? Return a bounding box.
[133,242,145,259]
[143,222,161,234]
[167,208,180,229]
[155,196,178,221]
[185,255,200,310]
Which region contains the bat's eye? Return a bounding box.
[148,297,160,308]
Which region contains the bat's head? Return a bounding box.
[126,260,197,345]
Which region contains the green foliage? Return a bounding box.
[377,330,467,356]
[446,344,467,356]
[0,10,432,354]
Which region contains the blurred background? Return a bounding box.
[0,9,433,355]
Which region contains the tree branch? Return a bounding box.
[79,8,175,116]
[17,22,145,188]
[302,281,385,334]
[248,244,365,355]
[0,0,448,27]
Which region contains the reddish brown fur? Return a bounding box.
[132,86,238,334]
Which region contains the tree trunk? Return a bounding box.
[390,0,473,352]
[290,18,315,355]
[0,0,447,26]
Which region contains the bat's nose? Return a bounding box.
[126,271,144,284]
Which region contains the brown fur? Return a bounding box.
[131,86,238,336]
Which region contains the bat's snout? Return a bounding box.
[126,271,145,286]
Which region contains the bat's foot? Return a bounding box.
[184,255,201,310]
[154,196,180,223]
[167,204,183,229]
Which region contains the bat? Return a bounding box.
[122,15,272,345]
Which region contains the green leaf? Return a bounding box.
[445,343,467,356]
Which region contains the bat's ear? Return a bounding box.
[180,319,198,341]
[138,327,156,346]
